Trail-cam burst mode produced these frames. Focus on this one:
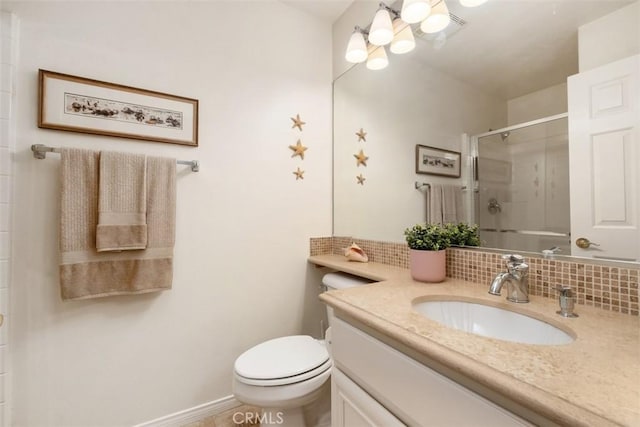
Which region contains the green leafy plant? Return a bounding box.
[444,222,481,247]
[404,223,451,251]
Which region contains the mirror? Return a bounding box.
[333,0,637,264]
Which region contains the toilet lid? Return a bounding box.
[234,335,329,381]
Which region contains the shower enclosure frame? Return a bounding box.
[466,112,570,250]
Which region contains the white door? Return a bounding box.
[568,54,640,262]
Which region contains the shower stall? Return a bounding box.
[470,113,570,254]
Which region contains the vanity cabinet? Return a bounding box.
[332,368,404,427]
[330,316,532,427]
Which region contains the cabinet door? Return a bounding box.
[332,368,405,427]
[568,54,640,261]
[332,317,532,426]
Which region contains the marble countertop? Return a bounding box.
[310,254,640,427]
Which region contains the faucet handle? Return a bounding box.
[502,254,528,273]
[502,254,524,265]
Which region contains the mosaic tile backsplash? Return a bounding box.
[310,236,639,316]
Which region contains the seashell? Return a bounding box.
[343,242,369,263]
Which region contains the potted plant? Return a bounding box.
[444,222,481,247]
[404,223,451,283]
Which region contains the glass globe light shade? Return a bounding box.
[345,29,368,63]
[390,19,416,54]
[368,8,394,46]
[401,0,432,24]
[420,0,451,34]
[366,45,389,70]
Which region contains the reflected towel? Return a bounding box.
[59,148,175,300]
[428,184,463,224]
[96,151,147,252]
[428,184,443,224]
[442,184,463,224]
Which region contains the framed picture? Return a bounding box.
[38,69,198,146]
[415,144,461,178]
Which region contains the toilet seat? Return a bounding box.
[235,358,332,386]
[234,335,330,386]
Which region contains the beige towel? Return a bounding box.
[428,184,463,224]
[96,151,147,252]
[59,148,176,300]
[428,184,444,224]
[442,184,463,224]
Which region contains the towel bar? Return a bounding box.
[30,144,200,172]
[415,182,467,190]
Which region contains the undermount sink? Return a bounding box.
[413,299,575,345]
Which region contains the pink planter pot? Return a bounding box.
[409,249,446,283]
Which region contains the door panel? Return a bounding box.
[568,54,639,261]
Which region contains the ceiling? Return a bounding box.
[414,0,634,99]
[284,0,634,100]
[280,0,354,21]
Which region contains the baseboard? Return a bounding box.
[134,395,242,427]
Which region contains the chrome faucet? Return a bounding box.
[489,254,529,303]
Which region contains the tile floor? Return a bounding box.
[182,405,261,427]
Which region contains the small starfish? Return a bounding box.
[293,167,305,180]
[288,139,308,160]
[356,174,366,185]
[356,128,367,142]
[354,149,369,167]
[290,114,306,131]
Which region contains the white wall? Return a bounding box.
[0,11,18,427]
[507,83,567,126]
[578,1,640,72]
[2,2,332,426]
[333,54,506,243]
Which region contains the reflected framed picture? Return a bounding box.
[38,69,199,146]
[415,145,461,178]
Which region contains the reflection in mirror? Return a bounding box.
[473,115,570,255]
[333,0,638,265]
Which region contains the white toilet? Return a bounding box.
[232,272,372,426]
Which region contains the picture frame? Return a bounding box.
[415,144,461,178]
[38,69,199,147]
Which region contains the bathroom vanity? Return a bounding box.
[310,254,640,427]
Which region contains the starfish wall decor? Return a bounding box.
[293,167,305,180]
[356,128,367,142]
[354,149,369,167]
[290,114,306,131]
[289,139,308,159]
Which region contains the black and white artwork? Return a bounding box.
[415,145,461,177]
[39,69,198,146]
[64,93,184,130]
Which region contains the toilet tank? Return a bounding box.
[321,272,373,325]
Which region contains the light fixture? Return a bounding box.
[345,27,368,63]
[345,0,485,70]
[420,0,451,34]
[401,0,431,24]
[368,4,394,46]
[390,18,415,54]
[366,45,389,70]
[460,0,487,6]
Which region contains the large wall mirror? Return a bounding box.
[333,0,638,264]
